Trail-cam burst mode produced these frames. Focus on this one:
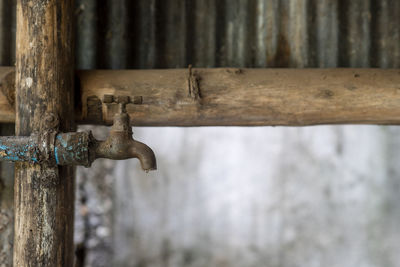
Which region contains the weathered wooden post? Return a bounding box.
[13,0,75,266]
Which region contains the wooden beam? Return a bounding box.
[77,68,400,126]
[13,1,75,266]
[1,67,400,126]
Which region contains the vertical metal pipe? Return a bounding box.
[13,1,75,266]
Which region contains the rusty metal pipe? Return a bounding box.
[0,130,156,171]
[0,99,157,171]
[0,136,39,162]
[0,132,91,166]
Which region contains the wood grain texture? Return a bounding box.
[0,124,15,267]
[0,68,400,126]
[13,1,75,266]
[77,68,400,126]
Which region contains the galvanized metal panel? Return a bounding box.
[0,0,15,66]
[2,0,399,68]
[72,0,400,69]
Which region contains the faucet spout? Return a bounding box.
[93,134,157,171]
[129,140,157,171]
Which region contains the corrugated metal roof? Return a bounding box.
[0,0,15,66]
[1,0,400,69]
[73,0,400,69]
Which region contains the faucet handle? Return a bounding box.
[103,95,143,105]
[103,95,143,113]
[102,94,115,104]
[115,95,130,105]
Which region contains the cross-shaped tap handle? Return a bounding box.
[103,95,143,113]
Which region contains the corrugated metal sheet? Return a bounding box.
[73,0,400,69]
[0,0,15,66]
[1,0,400,68]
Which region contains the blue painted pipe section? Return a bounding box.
[54,132,91,166]
[0,132,92,166]
[0,136,39,163]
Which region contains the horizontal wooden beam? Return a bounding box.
[1,67,400,126]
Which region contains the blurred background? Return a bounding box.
[1,0,400,266]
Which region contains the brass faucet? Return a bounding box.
[93,95,157,171]
[0,95,157,171]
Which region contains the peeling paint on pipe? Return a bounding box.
[0,136,39,163]
[0,129,156,171]
[0,132,92,166]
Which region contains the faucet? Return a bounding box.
[0,95,156,171]
[93,96,157,171]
